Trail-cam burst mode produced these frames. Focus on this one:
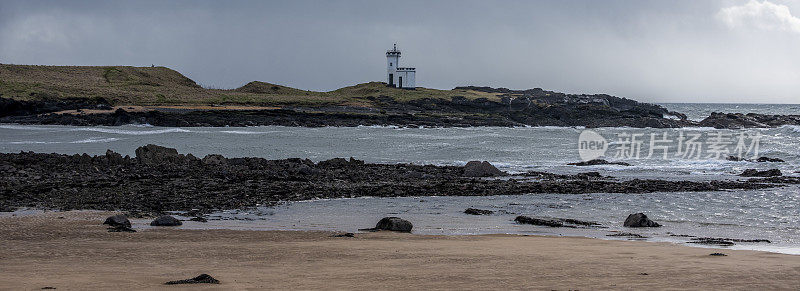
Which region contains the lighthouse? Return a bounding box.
[386,44,416,89]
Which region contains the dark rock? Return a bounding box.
[514,216,600,228]
[709,253,727,256]
[568,159,631,166]
[690,237,770,244]
[150,215,182,226]
[756,157,785,163]
[727,156,785,163]
[332,233,355,237]
[623,213,661,227]
[607,232,648,239]
[689,238,735,246]
[103,214,131,228]
[463,161,505,177]
[515,216,564,227]
[739,169,782,177]
[164,274,219,285]
[135,144,181,164]
[699,112,800,129]
[464,208,494,215]
[41,287,56,290]
[360,217,413,232]
[562,218,601,226]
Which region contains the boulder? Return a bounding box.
[150,215,182,226]
[103,214,131,228]
[135,144,181,164]
[739,169,782,177]
[623,213,661,227]
[165,274,219,285]
[464,208,494,215]
[463,161,505,177]
[568,159,631,166]
[361,217,413,232]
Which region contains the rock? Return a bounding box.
[360,217,413,232]
[105,149,124,164]
[739,169,782,177]
[756,157,785,163]
[103,214,131,228]
[164,274,219,285]
[568,159,631,166]
[150,215,182,226]
[515,216,601,228]
[726,156,785,163]
[607,232,648,239]
[709,253,727,256]
[135,144,182,164]
[464,208,494,215]
[689,238,735,246]
[623,213,661,227]
[332,233,355,237]
[514,216,564,227]
[463,161,505,177]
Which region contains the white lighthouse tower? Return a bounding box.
[386,44,415,89]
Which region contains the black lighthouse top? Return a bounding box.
[386,43,401,56]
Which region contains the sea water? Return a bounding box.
[1,103,799,253]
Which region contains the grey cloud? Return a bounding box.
[0,0,798,103]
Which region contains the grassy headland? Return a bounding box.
[0,64,501,107]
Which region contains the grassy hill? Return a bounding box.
[0,64,501,107]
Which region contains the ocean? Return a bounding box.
[1,103,799,253]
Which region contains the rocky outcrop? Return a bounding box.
[699,112,800,129]
[165,274,219,285]
[623,213,661,227]
[361,217,413,232]
[464,208,494,215]
[727,156,785,163]
[463,161,505,177]
[0,147,784,214]
[514,216,600,228]
[150,215,182,226]
[568,159,631,166]
[739,169,782,177]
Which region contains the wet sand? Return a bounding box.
[1,211,799,290]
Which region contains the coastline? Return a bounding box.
[2,210,799,290]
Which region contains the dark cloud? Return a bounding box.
[1,0,799,103]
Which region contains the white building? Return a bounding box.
[386,44,416,89]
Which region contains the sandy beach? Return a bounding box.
[1,211,799,290]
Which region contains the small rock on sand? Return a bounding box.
[103,214,131,228]
[150,215,182,226]
[464,208,494,215]
[164,274,219,285]
[623,213,661,227]
[360,217,413,232]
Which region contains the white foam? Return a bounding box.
[69,137,120,144]
[70,127,191,135]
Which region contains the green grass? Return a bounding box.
[0,64,502,107]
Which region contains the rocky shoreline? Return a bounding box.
[1,145,794,215]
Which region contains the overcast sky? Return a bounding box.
[1,0,799,103]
